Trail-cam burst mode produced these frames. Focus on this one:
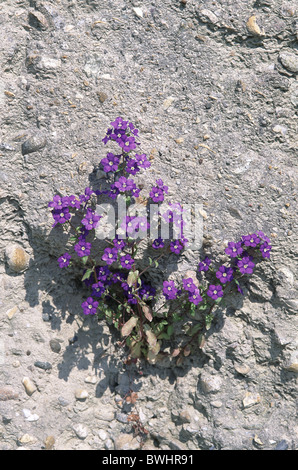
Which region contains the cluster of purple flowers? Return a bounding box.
[182,278,203,305]
[51,117,273,328]
[100,153,120,173]
[149,179,168,203]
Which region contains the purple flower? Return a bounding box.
[96,265,111,281]
[189,288,203,305]
[225,241,243,258]
[74,240,92,258]
[162,280,178,300]
[91,282,106,298]
[68,195,81,209]
[150,186,164,203]
[52,208,71,225]
[111,117,128,131]
[207,284,223,300]
[58,253,71,268]
[198,256,211,272]
[216,265,234,284]
[152,238,165,249]
[100,153,120,173]
[113,237,126,250]
[102,127,113,145]
[237,255,255,274]
[260,242,272,259]
[170,240,184,254]
[120,254,134,269]
[242,233,261,248]
[139,283,156,301]
[102,247,118,265]
[118,135,137,152]
[79,187,93,204]
[114,176,135,193]
[131,186,141,198]
[237,283,244,295]
[111,128,126,142]
[81,208,101,230]
[183,278,196,293]
[81,297,99,315]
[256,231,271,244]
[48,195,70,210]
[135,153,151,169]
[126,159,140,175]
[156,179,168,194]
[108,183,120,199]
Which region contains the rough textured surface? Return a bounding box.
[0,0,297,450]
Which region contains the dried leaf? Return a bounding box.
[121,316,138,337]
[144,325,157,349]
[126,392,138,405]
[183,345,191,357]
[172,348,181,357]
[142,304,153,322]
[127,270,139,287]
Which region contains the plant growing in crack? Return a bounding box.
[48,117,272,365]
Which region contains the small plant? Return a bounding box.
[48,117,272,364]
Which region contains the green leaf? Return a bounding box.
[81,256,89,265]
[205,314,213,330]
[189,323,202,336]
[167,324,174,337]
[81,268,93,282]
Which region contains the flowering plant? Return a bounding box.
[48,118,272,364]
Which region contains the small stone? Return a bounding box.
[199,9,219,25]
[210,400,223,408]
[58,396,70,407]
[246,15,265,36]
[21,134,47,155]
[44,436,55,450]
[199,372,222,394]
[279,52,298,73]
[163,96,175,110]
[242,391,261,408]
[5,244,29,273]
[179,409,192,424]
[22,377,36,396]
[22,409,39,422]
[75,389,89,400]
[97,91,108,103]
[18,434,37,446]
[84,375,97,384]
[98,429,108,441]
[272,125,287,136]
[274,439,288,450]
[94,404,115,422]
[49,339,61,353]
[34,361,52,371]
[73,423,88,440]
[234,364,251,375]
[0,387,19,401]
[6,306,18,319]
[114,433,140,450]
[116,412,128,423]
[284,351,298,373]
[132,7,143,18]
[253,435,264,447]
[28,10,49,30]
